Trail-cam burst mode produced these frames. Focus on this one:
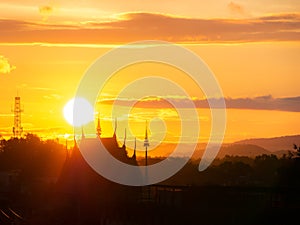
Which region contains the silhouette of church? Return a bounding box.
[55,114,141,223]
[93,115,137,165]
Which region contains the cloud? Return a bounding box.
[99,95,300,112]
[17,84,58,93]
[39,5,53,20]
[39,5,53,14]
[0,12,299,43]
[0,113,14,117]
[223,95,300,112]
[43,94,62,100]
[228,1,245,15]
[29,87,56,91]
[0,55,16,74]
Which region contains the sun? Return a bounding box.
[63,97,94,127]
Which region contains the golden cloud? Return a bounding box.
[0,12,299,43]
[0,55,16,74]
[39,5,53,20]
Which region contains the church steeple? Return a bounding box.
[96,112,102,138]
[144,121,149,166]
[123,128,126,147]
[65,138,69,161]
[113,118,117,138]
[132,137,136,160]
[81,126,85,139]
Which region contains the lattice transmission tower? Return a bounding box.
[12,96,23,138]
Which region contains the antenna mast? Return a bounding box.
[12,96,23,138]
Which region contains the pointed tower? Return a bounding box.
[96,113,102,138]
[123,128,127,147]
[132,137,136,160]
[81,126,85,139]
[65,135,69,161]
[144,121,149,166]
[113,118,117,138]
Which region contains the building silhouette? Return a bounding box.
[55,115,141,224]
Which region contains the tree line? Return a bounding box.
[0,133,299,188]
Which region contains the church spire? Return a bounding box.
[132,137,136,160]
[73,135,77,148]
[113,117,117,138]
[144,121,149,166]
[81,126,85,139]
[65,137,69,161]
[96,112,101,138]
[123,128,126,147]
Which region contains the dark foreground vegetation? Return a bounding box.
[0,134,300,225]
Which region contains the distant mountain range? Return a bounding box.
[191,135,300,159]
[139,135,300,159]
[233,135,300,152]
[216,144,271,158]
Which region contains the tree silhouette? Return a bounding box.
[0,134,66,180]
[293,144,300,157]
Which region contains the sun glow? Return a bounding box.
[63,97,94,127]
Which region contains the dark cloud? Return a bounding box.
[100,95,300,112]
[0,12,299,43]
[224,95,300,112]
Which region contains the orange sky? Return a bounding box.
[0,0,299,148]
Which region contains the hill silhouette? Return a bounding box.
[141,135,300,159]
[191,143,288,160]
[217,144,271,158]
[234,134,300,152]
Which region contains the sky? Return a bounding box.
[0,0,299,153]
